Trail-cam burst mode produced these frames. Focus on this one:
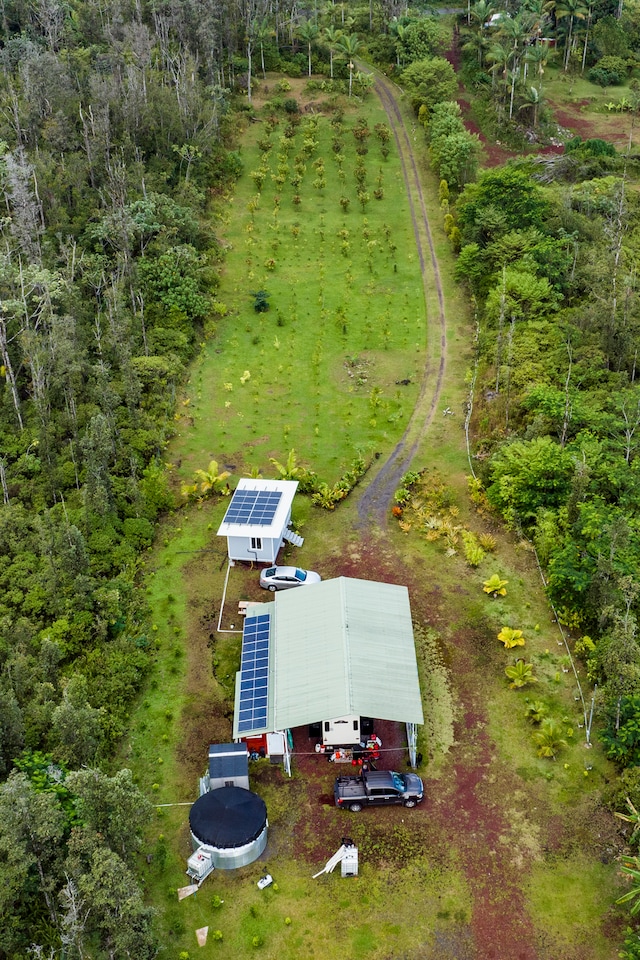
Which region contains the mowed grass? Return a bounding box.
[176,93,426,485]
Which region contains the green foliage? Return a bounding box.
[615,797,640,848]
[400,58,458,115]
[617,857,640,915]
[588,66,622,87]
[252,290,271,312]
[461,529,485,567]
[505,660,537,689]
[483,574,508,596]
[601,697,640,767]
[619,927,640,960]
[428,102,480,190]
[524,700,548,724]
[605,767,640,814]
[485,437,574,527]
[532,718,567,757]
[497,627,526,649]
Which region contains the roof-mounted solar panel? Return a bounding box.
[223,489,282,527]
[237,613,271,733]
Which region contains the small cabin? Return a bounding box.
[217,478,303,564]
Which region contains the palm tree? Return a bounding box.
[389,20,408,68]
[193,460,231,497]
[580,0,594,73]
[323,24,343,79]
[615,797,640,846]
[505,660,537,688]
[519,84,542,127]
[337,33,362,97]
[524,41,549,86]
[297,20,319,77]
[462,29,492,67]
[497,12,538,118]
[554,0,588,71]
[532,718,567,757]
[470,0,497,30]
[254,17,274,80]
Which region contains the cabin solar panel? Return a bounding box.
[237,614,271,732]
[223,489,282,527]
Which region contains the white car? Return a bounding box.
[259,566,321,591]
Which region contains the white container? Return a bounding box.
[187,847,214,882]
[341,847,358,878]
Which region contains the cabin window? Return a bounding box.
[324,722,330,732]
[250,537,262,550]
[225,780,234,787]
[353,720,359,731]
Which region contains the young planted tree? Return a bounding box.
[505,660,537,688]
[532,718,567,756]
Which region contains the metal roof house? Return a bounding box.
[217,478,303,564]
[232,577,424,772]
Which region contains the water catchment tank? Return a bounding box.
[189,786,268,870]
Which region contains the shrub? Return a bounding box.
[604,766,640,812]
[588,66,621,87]
[505,660,537,689]
[497,627,525,648]
[284,98,299,113]
[532,718,567,757]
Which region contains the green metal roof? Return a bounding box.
[270,577,423,730]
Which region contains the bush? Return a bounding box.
[280,58,303,78]
[588,66,621,87]
[283,98,299,114]
[604,766,640,813]
[601,696,640,767]
[597,54,629,77]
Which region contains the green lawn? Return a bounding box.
[175,94,426,488]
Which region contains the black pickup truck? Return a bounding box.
[334,769,424,812]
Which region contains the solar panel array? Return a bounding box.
[237,614,271,733]
[223,489,282,527]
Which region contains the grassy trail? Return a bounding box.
[357,69,449,527]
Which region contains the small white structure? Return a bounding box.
[313,841,359,879]
[217,478,303,564]
[186,847,215,884]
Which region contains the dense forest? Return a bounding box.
[1,0,640,955]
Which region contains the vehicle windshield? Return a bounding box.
[295,569,307,581]
[392,773,405,792]
[265,568,276,577]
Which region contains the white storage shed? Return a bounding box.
[217,478,303,563]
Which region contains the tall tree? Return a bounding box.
[297,19,319,77]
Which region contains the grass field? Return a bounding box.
[174,83,426,490]
[122,76,627,960]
